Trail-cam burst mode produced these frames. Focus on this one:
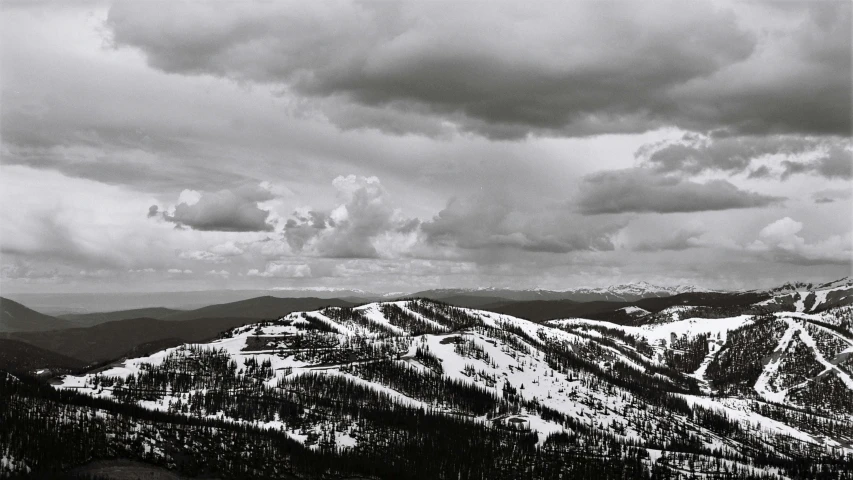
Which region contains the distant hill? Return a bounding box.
[0,338,87,374]
[424,295,514,309]
[413,282,710,303]
[490,300,627,322]
[4,296,361,365]
[5,316,262,365]
[0,297,74,333]
[162,296,358,321]
[489,292,770,323]
[58,307,183,327]
[632,291,770,312]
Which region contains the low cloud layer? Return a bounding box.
[152,184,275,232]
[577,169,784,214]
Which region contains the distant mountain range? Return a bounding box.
[411,281,709,303]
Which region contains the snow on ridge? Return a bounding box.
[548,315,754,344]
[618,306,650,316]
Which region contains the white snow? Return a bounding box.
[619,306,650,316]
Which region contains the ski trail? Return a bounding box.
[792,319,853,390]
[755,318,853,403]
[753,322,797,403]
[687,337,721,395]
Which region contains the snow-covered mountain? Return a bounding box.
[560,281,709,302]
[755,277,853,313]
[37,299,852,479]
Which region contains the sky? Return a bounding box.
[1,0,851,294]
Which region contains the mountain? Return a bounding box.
[413,282,710,303]
[161,296,358,321]
[6,298,844,478]
[0,297,74,333]
[424,294,515,309]
[559,281,708,302]
[755,277,853,313]
[58,307,184,327]
[490,299,629,322]
[488,291,769,323]
[4,316,263,365]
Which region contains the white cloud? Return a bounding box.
[167,268,193,274]
[747,217,852,265]
[247,262,311,278]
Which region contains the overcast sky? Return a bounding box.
[1,0,851,294]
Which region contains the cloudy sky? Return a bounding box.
[1,0,851,294]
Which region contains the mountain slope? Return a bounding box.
[43,299,853,479]
[5,316,263,364]
[58,307,184,327]
[0,338,87,374]
[755,277,853,313]
[161,296,358,321]
[489,292,769,323]
[490,299,628,322]
[0,297,74,333]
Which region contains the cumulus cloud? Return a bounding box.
[577,168,784,214]
[747,217,852,265]
[153,184,275,232]
[284,175,418,258]
[247,262,311,278]
[422,194,621,254]
[167,268,193,274]
[206,269,231,278]
[104,1,850,138]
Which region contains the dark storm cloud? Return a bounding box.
[104,1,850,138]
[422,194,621,254]
[577,169,784,215]
[155,185,275,232]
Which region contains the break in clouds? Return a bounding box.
[1,0,851,292]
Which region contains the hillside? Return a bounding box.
[0,297,74,333]
[492,292,771,323]
[490,299,628,322]
[7,299,844,478]
[161,296,358,321]
[0,338,87,374]
[756,278,853,313]
[4,316,262,365]
[58,307,184,327]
